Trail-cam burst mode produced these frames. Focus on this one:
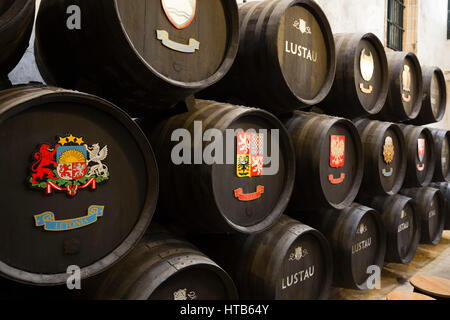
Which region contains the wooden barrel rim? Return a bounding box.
[142,258,237,300]
[318,117,364,209]
[426,67,447,122]
[402,126,436,187]
[0,87,159,285]
[392,52,424,120]
[264,222,333,299]
[431,129,450,182]
[346,206,386,290]
[268,0,336,105]
[211,106,296,233]
[374,122,407,194]
[358,33,389,114]
[426,190,445,245]
[388,195,420,263]
[410,275,450,299]
[112,0,240,89]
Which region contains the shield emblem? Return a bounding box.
[56,145,88,181]
[330,135,345,168]
[418,139,425,162]
[161,0,196,29]
[402,64,411,92]
[360,49,374,82]
[236,132,264,177]
[383,136,395,164]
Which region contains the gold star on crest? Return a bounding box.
[76,137,84,145]
[67,134,76,143]
[58,137,67,145]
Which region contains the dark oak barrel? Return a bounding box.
[358,195,420,264]
[293,204,386,290]
[0,86,159,285]
[354,119,407,196]
[0,0,35,75]
[429,128,450,182]
[400,125,436,187]
[318,33,388,119]
[371,51,423,122]
[201,0,336,114]
[190,215,333,300]
[429,182,450,230]
[35,0,239,116]
[144,99,295,234]
[408,67,447,125]
[399,187,445,245]
[92,229,238,300]
[282,111,363,210]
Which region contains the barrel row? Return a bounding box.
[32,0,446,124]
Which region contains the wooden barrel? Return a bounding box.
[371,51,423,122]
[202,0,336,114]
[190,215,333,300]
[0,0,35,75]
[355,119,407,196]
[145,100,295,234]
[400,125,436,187]
[92,228,238,300]
[358,195,420,264]
[296,204,386,290]
[429,128,450,182]
[0,85,159,285]
[408,67,447,125]
[429,182,450,230]
[318,33,389,119]
[34,0,239,117]
[399,187,445,245]
[282,111,363,210]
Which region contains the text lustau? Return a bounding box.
[281,265,315,290]
[285,41,318,62]
[352,237,372,255]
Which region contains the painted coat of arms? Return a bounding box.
[417,138,425,171]
[161,0,196,29]
[29,135,110,196]
[329,135,346,184]
[330,135,345,168]
[236,132,264,178]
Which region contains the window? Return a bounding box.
[447,0,450,39]
[387,0,405,51]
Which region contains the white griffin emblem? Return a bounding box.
[360,49,374,82]
[84,143,109,179]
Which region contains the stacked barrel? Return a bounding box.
[0,0,448,301]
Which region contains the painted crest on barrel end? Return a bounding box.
[29,135,110,196]
[402,64,412,102]
[382,136,395,177]
[161,0,196,29]
[417,138,425,171]
[235,132,265,201]
[330,135,345,168]
[329,135,346,184]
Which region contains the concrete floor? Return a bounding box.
[330,231,450,300]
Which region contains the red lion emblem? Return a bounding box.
[31,144,60,184]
